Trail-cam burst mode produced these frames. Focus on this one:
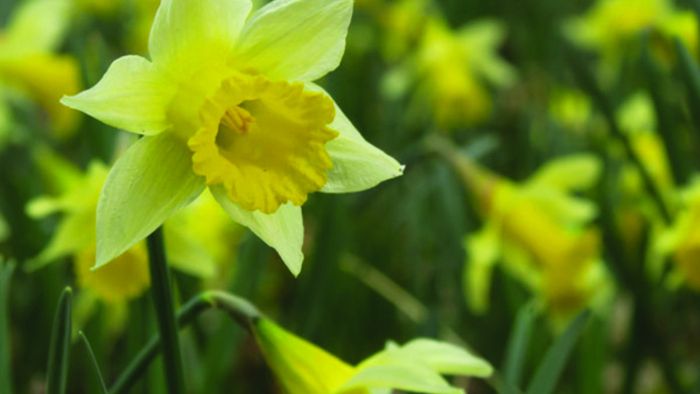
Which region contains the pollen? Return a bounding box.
[188,73,338,214]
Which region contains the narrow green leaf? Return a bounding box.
[78,331,108,394]
[502,303,538,391]
[46,287,73,394]
[0,260,15,394]
[673,37,700,150]
[525,310,591,394]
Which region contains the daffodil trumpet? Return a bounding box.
[61,0,403,277]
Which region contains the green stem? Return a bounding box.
[109,291,260,394]
[145,227,185,394]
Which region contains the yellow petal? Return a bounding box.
[61,55,175,135]
[234,0,353,81]
[1,0,71,55]
[96,133,205,268]
[0,54,80,135]
[149,0,252,77]
[188,73,336,214]
[253,318,355,394]
[75,244,150,304]
[212,187,304,276]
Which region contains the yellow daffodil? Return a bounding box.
[435,139,609,322]
[358,0,431,61]
[253,317,493,394]
[384,16,515,128]
[27,154,237,302]
[61,0,403,276]
[0,0,80,138]
[655,179,700,290]
[566,0,697,69]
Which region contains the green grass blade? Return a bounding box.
[0,260,15,394]
[502,303,538,391]
[525,310,591,394]
[46,287,73,394]
[78,331,108,394]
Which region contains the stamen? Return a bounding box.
[221,106,254,134]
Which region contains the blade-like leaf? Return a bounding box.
[78,331,108,394]
[525,310,591,394]
[0,260,15,394]
[503,303,538,391]
[46,287,73,394]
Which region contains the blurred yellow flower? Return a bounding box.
[656,179,700,290]
[254,317,492,394]
[384,16,515,128]
[0,0,80,138]
[437,140,610,322]
[61,0,403,277]
[27,153,239,307]
[566,0,697,68]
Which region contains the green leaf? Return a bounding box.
[503,303,538,391]
[46,287,73,394]
[0,260,14,394]
[77,331,108,394]
[674,37,700,141]
[525,310,591,394]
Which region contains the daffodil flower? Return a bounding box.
[253,317,493,394]
[61,0,403,276]
[453,151,610,322]
[27,155,239,321]
[0,0,80,138]
[383,16,515,128]
[656,178,700,290]
[565,0,697,69]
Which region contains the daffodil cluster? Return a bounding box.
[62,0,404,276]
[253,316,493,394]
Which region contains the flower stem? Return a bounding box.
[145,227,185,394]
[109,291,260,394]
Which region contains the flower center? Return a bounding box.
[188,73,338,214]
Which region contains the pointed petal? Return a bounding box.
[235,0,353,81]
[149,0,252,76]
[26,213,93,271]
[2,0,70,54]
[321,100,404,193]
[253,318,354,394]
[212,187,304,276]
[339,361,460,394]
[61,55,176,135]
[528,154,601,191]
[398,339,494,377]
[96,133,204,267]
[1,54,81,135]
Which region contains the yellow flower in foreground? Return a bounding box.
[0,0,80,137]
[457,153,609,322]
[254,317,492,394]
[61,0,403,276]
[384,16,515,128]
